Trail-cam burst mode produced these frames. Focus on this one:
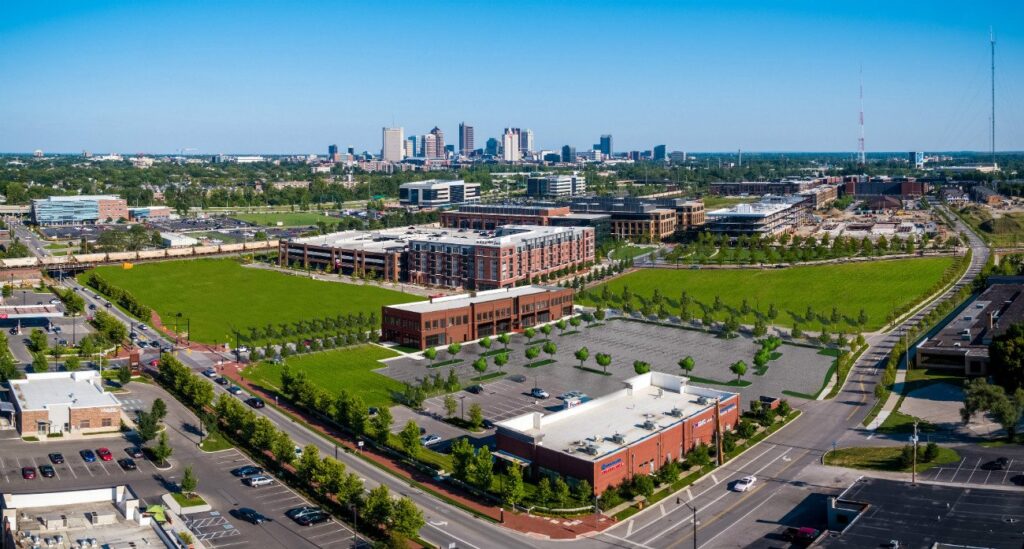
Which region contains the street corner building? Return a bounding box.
[381,284,574,349]
[495,372,740,495]
[6,371,123,436]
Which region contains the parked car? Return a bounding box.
[419,434,442,446]
[96,448,113,461]
[983,457,1010,471]
[52,326,62,333]
[118,458,137,471]
[232,507,267,525]
[49,299,60,305]
[202,369,217,378]
[286,506,321,520]
[88,304,96,310]
[783,527,820,544]
[215,377,229,386]
[228,386,243,395]
[22,467,36,480]
[79,449,97,463]
[509,374,527,383]
[230,465,264,478]
[48,452,64,464]
[243,475,274,487]
[246,397,265,409]
[295,511,331,526]
[125,447,144,459]
[530,387,549,399]
[104,303,112,308]
[139,325,147,331]
[733,476,757,492]
[39,465,55,478]
[466,384,483,394]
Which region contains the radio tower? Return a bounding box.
[857,66,866,166]
[990,27,996,165]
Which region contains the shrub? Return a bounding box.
[923,442,939,462]
[632,475,655,498]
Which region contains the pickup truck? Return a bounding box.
[783,527,820,545]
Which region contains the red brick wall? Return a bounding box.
[70,407,120,432]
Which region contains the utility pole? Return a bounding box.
[912,421,918,485]
[714,398,723,466]
[990,27,996,166]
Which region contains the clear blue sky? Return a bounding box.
[1,0,1021,154]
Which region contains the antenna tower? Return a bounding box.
[857,66,865,166]
[990,28,996,165]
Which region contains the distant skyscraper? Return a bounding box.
[328,144,339,162]
[502,128,522,162]
[599,134,613,156]
[910,151,925,169]
[382,127,404,162]
[485,138,499,156]
[430,127,445,158]
[561,145,576,163]
[653,144,666,161]
[459,123,474,156]
[423,133,439,159]
[347,146,355,157]
[520,129,534,155]
[404,139,416,158]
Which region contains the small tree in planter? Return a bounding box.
[595,353,612,374]
[423,347,437,367]
[574,347,590,369]
[447,342,461,362]
[678,356,695,375]
[497,332,511,350]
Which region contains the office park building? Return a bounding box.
[31,195,129,225]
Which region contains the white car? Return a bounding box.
[733,476,756,492]
[420,434,442,446]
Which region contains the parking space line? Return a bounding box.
[1003,460,1014,484]
[0,458,8,483]
[951,457,966,481]
[965,458,982,484]
[96,460,110,475]
[66,461,79,479]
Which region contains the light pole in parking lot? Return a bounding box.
[459,395,466,420]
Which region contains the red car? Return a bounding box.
[22,467,36,480]
[96,448,113,461]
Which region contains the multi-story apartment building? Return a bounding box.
[441,204,572,229]
[31,195,129,225]
[526,173,587,198]
[398,180,480,207]
[381,285,574,349]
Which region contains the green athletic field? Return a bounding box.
[85,259,419,344]
[240,345,401,409]
[232,211,337,227]
[580,257,955,331]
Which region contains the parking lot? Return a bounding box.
[921,455,1024,487]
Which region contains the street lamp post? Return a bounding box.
[679,498,698,549]
[459,395,467,420]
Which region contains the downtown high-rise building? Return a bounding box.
[485,138,499,156]
[520,129,534,156]
[599,134,613,156]
[328,144,339,162]
[653,144,666,161]
[382,127,405,162]
[459,122,474,156]
[404,139,416,158]
[502,128,522,162]
[430,127,445,158]
[561,145,576,163]
[423,133,439,159]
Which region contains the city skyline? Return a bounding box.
[1,1,1022,154]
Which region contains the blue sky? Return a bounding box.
[1,1,1021,154]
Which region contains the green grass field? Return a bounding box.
[84,259,419,344]
[240,345,401,408]
[232,211,337,227]
[957,205,1024,246]
[824,445,959,472]
[581,258,954,331]
[610,245,656,260]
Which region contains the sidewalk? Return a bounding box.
[220,363,616,540]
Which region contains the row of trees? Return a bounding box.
[84,273,151,320]
[240,312,378,345]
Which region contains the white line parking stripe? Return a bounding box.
[965,458,982,484]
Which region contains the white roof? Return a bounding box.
[496,372,737,462]
[290,224,590,252]
[387,285,560,314]
[41,195,122,202]
[8,371,122,411]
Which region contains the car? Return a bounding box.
[22,467,36,480]
[88,304,96,310]
[231,465,264,477]
[886,541,900,549]
[49,299,60,305]
[215,376,229,386]
[228,386,243,395]
[783,527,820,543]
[125,447,144,459]
[52,326,62,333]
[482,419,494,429]
[202,369,217,378]
[139,325,147,331]
[285,506,321,520]
[466,384,483,394]
[79,449,97,463]
[733,475,757,492]
[530,387,549,399]
[118,458,137,471]
[39,465,55,478]
[58,339,68,346]
[237,345,249,353]
[105,303,112,308]
[419,434,442,446]
[295,511,331,526]
[509,374,527,383]
[8,327,17,335]
[96,448,113,461]
[243,475,274,487]
[48,452,64,464]
[246,397,265,408]
[368,406,379,417]
[231,507,267,525]
[294,446,304,457]
[983,457,1010,471]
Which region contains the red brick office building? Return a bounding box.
[495,372,740,495]
[381,285,574,349]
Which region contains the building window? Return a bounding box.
[79,419,91,429]
[101,418,113,428]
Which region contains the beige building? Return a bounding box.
[8,371,122,436]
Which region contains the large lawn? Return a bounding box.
[232,211,337,227]
[581,258,954,331]
[85,259,419,344]
[241,345,401,408]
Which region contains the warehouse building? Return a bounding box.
[7,371,123,436]
[398,179,481,207]
[31,195,129,225]
[159,232,199,248]
[381,285,573,348]
[496,372,740,495]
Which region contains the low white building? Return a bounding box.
[160,232,199,248]
[7,371,123,435]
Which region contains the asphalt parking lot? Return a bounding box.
[921,455,1024,487]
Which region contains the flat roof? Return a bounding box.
[822,477,1024,548]
[707,200,796,218]
[289,224,590,253]
[497,372,737,462]
[386,284,564,314]
[920,284,1024,353]
[9,371,122,411]
[34,195,122,202]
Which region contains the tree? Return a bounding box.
[553,476,571,505]
[685,442,711,468]
[502,464,526,507]
[390,497,425,538]
[556,319,568,335]
[595,353,612,374]
[28,329,48,353]
[63,355,81,371]
[468,403,484,430]
[32,352,48,373]
[524,327,536,344]
[540,324,553,338]
[494,352,509,371]
[470,446,493,489]
[370,405,393,445]
[542,341,557,359]
[271,431,296,465]
[569,316,582,331]
[443,394,457,418]
[730,360,748,381]
[573,479,593,501]
[479,336,492,351]
[574,346,590,368]
[180,466,198,496]
[536,477,553,504]
[152,431,172,465]
[497,332,511,350]
[450,437,475,481]
[399,420,421,459]
[524,346,540,366]
[296,444,321,484]
[472,357,488,375]
[679,356,695,374]
[633,360,651,374]
[135,410,159,444]
[447,342,462,361]
[363,485,394,529]
[423,347,437,367]
[594,309,606,322]
[117,365,132,386]
[151,398,168,422]
[961,379,1024,441]
[348,395,369,435]
[990,323,1024,391]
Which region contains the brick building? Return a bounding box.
[441,204,572,229]
[8,371,123,436]
[495,372,739,495]
[381,285,573,349]
[568,196,705,240]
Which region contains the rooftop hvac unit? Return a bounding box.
[611,433,626,444]
[583,445,599,456]
[697,396,710,405]
[668,408,683,417]
[642,420,657,431]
